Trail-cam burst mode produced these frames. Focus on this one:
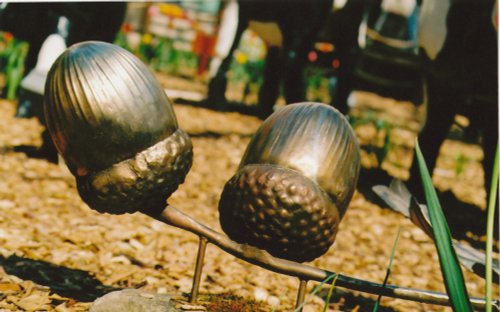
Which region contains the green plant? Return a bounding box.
[152,38,174,73]
[374,119,392,166]
[454,153,468,177]
[415,141,473,311]
[349,112,375,129]
[5,39,29,100]
[227,53,265,105]
[292,273,337,312]
[485,145,498,312]
[350,114,393,167]
[113,29,131,52]
[0,32,14,71]
[322,273,339,312]
[373,227,401,312]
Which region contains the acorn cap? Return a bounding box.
[219,164,339,262]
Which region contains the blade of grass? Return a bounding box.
[373,227,401,312]
[293,273,337,312]
[485,145,499,312]
[415,141,473,311]
[322,273,339,312]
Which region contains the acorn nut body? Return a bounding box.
[44,41,193,214]
[219,103,360,262]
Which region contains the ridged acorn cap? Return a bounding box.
[219,103,360,262]
[44,41,192,214]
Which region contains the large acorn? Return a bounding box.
[44,41,193,215]
[219,103,360,262]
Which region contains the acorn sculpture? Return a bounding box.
[39,42,494,310]
[43,41,193,215]
[219,103,360,262]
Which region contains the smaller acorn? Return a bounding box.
[44,41,193,215]
[218,103,360,262]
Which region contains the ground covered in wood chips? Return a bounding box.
[0,89,497,311]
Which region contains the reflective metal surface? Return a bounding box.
[44,41,192,214]
[76,129,192,214]
[219,103,360,262]
[44,41,179,176]
[241,102,360,217]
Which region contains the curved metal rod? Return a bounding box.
[147,206,498,310]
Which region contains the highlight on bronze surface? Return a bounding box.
[43,41,193,215]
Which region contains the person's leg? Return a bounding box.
[406,79,459,200]
[257,46,282,119]
[206,18,248,110]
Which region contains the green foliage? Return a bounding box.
[304,66,332,103]
[152,38,175,73]
[373,227,401,312]
[227,55,264,104]
[415,141,473,311]
[5,39,29,100]
[113,29,131,52]
[0,33,29,100]
[292,273,337,312]
[114,32,199,78]
[454,153,468,177]
[322,274,339,312]
[349,114,370,129]
[350,114,393,166]
[374,119,392,165]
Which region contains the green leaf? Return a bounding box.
[293,273,337,312]
[373,227,401,312]
[485,145,498,312]
[415,141,473,311]
[323,274,339,312]
[6,40,28,100]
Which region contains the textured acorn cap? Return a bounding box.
[219,102,360,262]
[44,41,192,214]
[219,164,339,262]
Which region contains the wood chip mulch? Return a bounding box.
[0,96,497,311]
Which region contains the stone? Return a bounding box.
[89,289,183,312]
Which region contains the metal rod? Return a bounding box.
[148,206,498,310]
[189,236,208,303]
[295,279,308,312]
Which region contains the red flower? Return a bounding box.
[3,32,13,42]
[122,23,133,33]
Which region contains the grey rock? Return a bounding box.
[89,289,183,312]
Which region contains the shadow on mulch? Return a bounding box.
[318,288,397,312]
[0,254,119,302]
[357,167,499,252]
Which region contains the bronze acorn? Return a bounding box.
[44,41,193,215]
[219,103,360,262]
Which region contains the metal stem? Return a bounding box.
[295,279,308,312]
[189,236,208,303]
[148,206,498,310]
